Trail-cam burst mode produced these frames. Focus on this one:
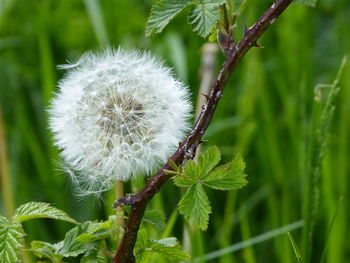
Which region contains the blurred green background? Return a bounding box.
[0,0,349,262]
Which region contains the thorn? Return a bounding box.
[199,139,208,144]
[243,25,249,35]
[252,41,264,48]
[200,93,209,100]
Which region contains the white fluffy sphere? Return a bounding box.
[49,49,191,195]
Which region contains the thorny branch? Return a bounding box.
[113,0,293,262]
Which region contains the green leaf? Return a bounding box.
[150,237,190,261]
[188,0,225,37]
[203,154,248,190]
[12,202,77,224]
[295,0,317,7]
[142,209,166,230]
[0,217,25,263]
[29,240,63,261]
[198,146,221,176]
[173,160,197,187]
[146,0,191,36]
[134,229,152,263]
[59,222,92,257]
[81,249,107,263]
[178,183,211,230]
[59,221,111,257]
[134,229,190,263]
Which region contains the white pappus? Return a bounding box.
[49,48,192,196]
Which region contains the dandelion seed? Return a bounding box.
[49,48,192,196]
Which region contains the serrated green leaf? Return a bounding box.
[188,0,225,37]
[134,229,190,262]
[295,0,317,7]
[150,238,190,261]
[134,229,152,263]
[142,209,166,230]
[76,220,111,244]
[12,202,77,224]
[173,160,197,187]
[203,154,248,190]
[29,240,63,261]
[185,159,198,178]
[81,249,107,263]
[178,183,211,230]
[0,217,25,263]
[59,222,91,257]
[198,146,221,177]
[146,0,191,36]
[152,238,189,260]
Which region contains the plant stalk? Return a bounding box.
[113,0,293,261]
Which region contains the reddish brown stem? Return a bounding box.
[113,0,293,261]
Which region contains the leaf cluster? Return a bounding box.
[146,0,318,39]
[168,146,248,230]
[134,229,190,263]
[0,202,187,263]
[0,202,77,263]
[146,0,248,38]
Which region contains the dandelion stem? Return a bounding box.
[113,0,293,261]
[115,180,125,226]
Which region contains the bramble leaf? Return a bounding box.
[134,229,152,263]
[12,202,77,224]
[60,221,111,257]
[142,209,166,230]
[198,146,221,176]
[0,217,25,263]
[59,222,91,257]
[134,229,190,263]
[150,237,190,261]
[146,0,191,36]
[188,0,225,37]
[178,183,211,230]
[202,154,248,190]
[81,248,107,263]
[29,240,63,261]
[173,160,197,187]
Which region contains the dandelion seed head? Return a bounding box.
[49,48,192,196]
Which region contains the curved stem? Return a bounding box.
[113,0,293,261]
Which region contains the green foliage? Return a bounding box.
[1,0,350,262]
[29,219,119,262]
[146,0,191,36]
[203,154,247,190]
[81,248,107,263]
[142,209,166,230]
[134,229,190,263]
[146,0,227,38]
[0,202,77,263]
[188,0,225,37]
[178,183,212,230]
[0,217,25,263]
[12,202,77,224]
[173,147,248,230]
